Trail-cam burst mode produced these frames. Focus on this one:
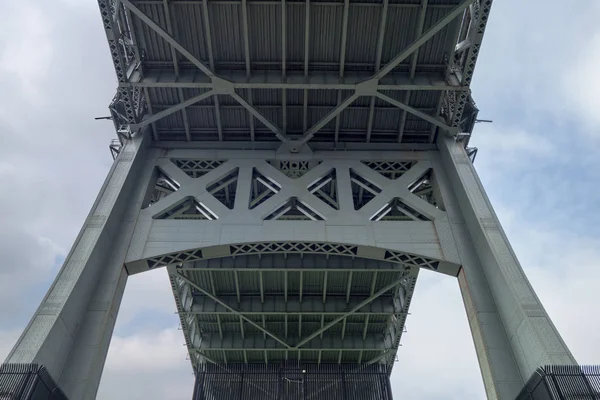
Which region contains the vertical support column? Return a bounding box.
[2,132,151,399]
[436,136,576,399]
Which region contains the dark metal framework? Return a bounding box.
[100,0,491,152]
[517,366,600,400]
[0,364,68,400]
[192,363,393,400]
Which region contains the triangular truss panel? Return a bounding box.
[308,169,338,210]
[407,168,438,208]
[154,197,217,220]
[206,168,239,210]
[142,167,180,209]
[249,168,281,210]
[361,161,416,180]
[349,168,382,210]
[171,159,226,178]
[267,159,322,179]
[371,198,430,222]
[265,197,324,221]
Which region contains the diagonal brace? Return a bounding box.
[372,0,475,80]
[297,92,360,146]
[131,90,214,130]
[376,92,458,135]
[175,272,293,349]
[230,92,291,144]
[121,0,215,78]
[294,274,407,349]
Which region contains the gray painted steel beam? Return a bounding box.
[373,0,475,80]
[125,70,463,91]
[230,92,291,144]
[366,0,389,142]
[121,0,215,77]
[294,276,406,348]
[196,335,388,351]
[298,93,360,145]
[152,140,438,151]
[175,272,293,349]
[376,92,458,134]
[398,0,428,142]
[131,90,214,129]
[189,295,401,315]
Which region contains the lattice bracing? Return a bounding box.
[172,159,226,178]
[384,250,439,271]
[267,160,322,179]
[361,161,416,180]
[230,242,359,258]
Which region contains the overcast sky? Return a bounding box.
[1,1,599,399]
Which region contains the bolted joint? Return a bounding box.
[355,79,379,97]
[211,77,235,95]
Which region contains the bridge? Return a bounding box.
[2,0,598,399]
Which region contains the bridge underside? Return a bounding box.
[3,0,593,399]
[170,253,416,369]
[107,0,485,151]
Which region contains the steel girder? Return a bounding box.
[106,0,486,149]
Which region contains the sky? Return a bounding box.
[0,1,599,399]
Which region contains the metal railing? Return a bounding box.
[0,364,68,400]
[517,365,600,400]
[192,363,392,400]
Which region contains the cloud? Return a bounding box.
[390,271,484,399]
[0,3,54,100]
[562,30,600,131]
[470,123,555,161]
[105,329,189,373]
[115,268,180,336]
[98,328,194,400]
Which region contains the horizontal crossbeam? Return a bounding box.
[179,264,405,273]
[295,276,406,349]
[189,295,403,315]
[175,272,293,349]
[196,334,389,351]
[124,70,464,91]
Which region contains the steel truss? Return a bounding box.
[100,0,492,150]
[3,133,580,400]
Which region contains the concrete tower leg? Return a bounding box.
[435,136,576,399]
[1,133,151,399]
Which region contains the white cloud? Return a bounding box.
[0,3,54,101]
[391,271,484,399]
[0,330,20,362]
[98,328,194,400]
[562,30,600,131]
[117,268,179,327]
[105,329,189,372]
[470,123,555,159]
